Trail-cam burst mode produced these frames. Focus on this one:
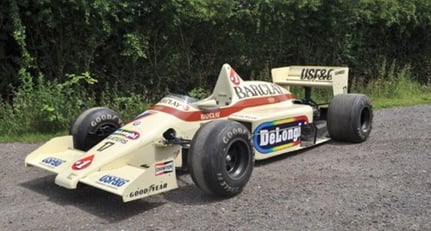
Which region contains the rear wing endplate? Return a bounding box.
[271,66,348,95]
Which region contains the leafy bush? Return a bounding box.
[0,71,97,134]
[2,0,431,136]
[99,82,151,121]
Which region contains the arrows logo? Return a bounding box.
[72,155,94,170]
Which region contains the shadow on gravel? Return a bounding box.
[20,175,163,222]
[325,140,362,147]
[254,149,305,167]
[18,141,359,222]
[253,140,357,167]
[162,171,228,205]
[254,143,321,167]
[20,173,221,221]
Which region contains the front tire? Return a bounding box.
[327,94,373,142]
[71,107,123,151]
[188,120,254,197]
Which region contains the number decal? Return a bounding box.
[72,155,94,170]
[97,141,115,152]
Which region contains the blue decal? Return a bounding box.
[133,111,153,120]
[253,118,305,154]
[41,157,65,168]
[98,175,129,188]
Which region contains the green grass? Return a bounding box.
[371,92,431,109]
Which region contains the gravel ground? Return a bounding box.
[1,105,430,231]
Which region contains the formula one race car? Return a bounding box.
[25,64,373,202]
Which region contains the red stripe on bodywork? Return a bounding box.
[149,94,295,121]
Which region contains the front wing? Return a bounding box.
[25,136,178,202]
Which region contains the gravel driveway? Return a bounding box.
[1,105,430,231]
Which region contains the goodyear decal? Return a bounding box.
[253,117,306,154]
[129,183,168,198]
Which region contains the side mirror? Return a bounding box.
[161,128,190,146]
[162,128,176,141]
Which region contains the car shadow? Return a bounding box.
[20,172,219,222]
[254,143,318,167]
[20,141,353,222]
[253,140,356,167]
[162,172,222,205]
[20,175,162,222]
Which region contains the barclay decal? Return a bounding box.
[234,83,284,99]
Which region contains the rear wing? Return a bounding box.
[271,66,348,95]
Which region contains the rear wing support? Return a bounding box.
[271,66,349,95]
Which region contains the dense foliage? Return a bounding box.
[1,0,431,134]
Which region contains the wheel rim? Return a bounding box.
[225,139,250,179]
[92,122,119,137]
[360,107,371,133]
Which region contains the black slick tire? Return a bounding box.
[188,120,254,197]
[327,94,373,142]
[71,107,123,151]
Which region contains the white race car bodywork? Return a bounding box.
[25,63,350,202]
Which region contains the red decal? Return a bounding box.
[72,155,94,170]
[230,68,240,85]
[155,160,174,176]
[149,93,294,122]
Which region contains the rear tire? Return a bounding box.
[188,120,254,197]
[327,94,373,142]
[71,107,123,151]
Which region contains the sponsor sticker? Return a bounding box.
[98,175,129,188]
[41,157,65,168]
[233,83,284,99]
[300,68,333,81]
[129,183,168,198]
[230,68,241,85]
[113,129,140,140]
[253,117,306,154]
[106,136,128,144]
[200,111,220,120]
[72,155,94,170]
[155,160,174,176]
[97,141,115,152]
[134,111,154,120]
[159,98,189,111]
